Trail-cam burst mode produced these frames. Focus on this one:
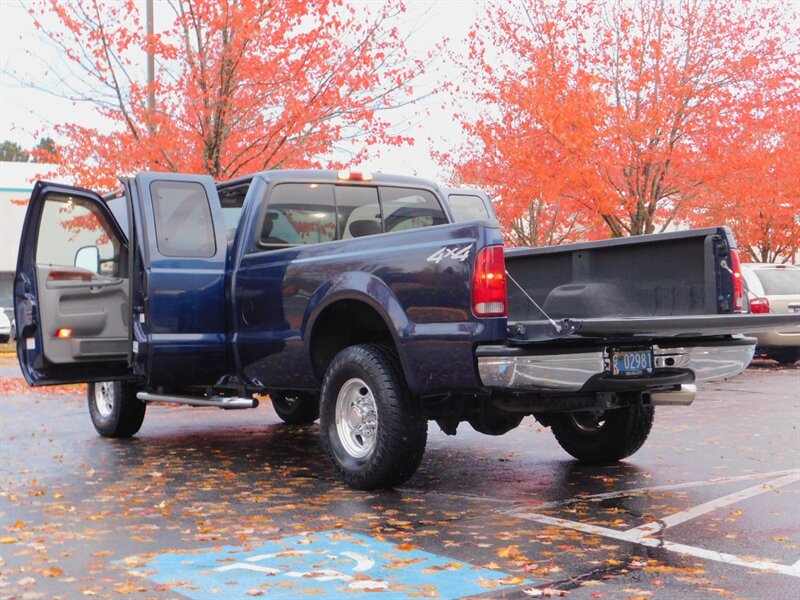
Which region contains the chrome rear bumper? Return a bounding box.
[477,341,755,391]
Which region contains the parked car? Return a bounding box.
[0,308,11,343]
[741,263,800,364]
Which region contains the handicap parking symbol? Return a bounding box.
[135,530,531,598]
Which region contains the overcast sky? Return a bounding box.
[0,1,484,181]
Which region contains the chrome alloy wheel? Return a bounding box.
[94,382,116,418]
[335,378,378,459]
[569,410,607,433]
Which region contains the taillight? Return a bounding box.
[749,297,770,314]
[729,249,744,312]
[472,246,507,317]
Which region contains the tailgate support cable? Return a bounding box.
[505,270,562,332]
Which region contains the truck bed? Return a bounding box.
[505,228,726,321]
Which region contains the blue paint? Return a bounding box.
[136,531,531,599]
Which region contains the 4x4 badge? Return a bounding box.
[426,243,473,264]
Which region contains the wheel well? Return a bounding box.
[310,300,395,381]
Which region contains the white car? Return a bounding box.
[0,308,11,344]
[741,263,800,365]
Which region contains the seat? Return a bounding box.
[348,220,382,238]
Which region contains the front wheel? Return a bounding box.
[320,344,427,490]
[88,381,146,438]
[550,404,654,463]
[270,391,319,424]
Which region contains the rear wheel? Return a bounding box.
[771,348,799,365]
[88,381,146,438]
[550,403,654,463]
[270,391,319,424]
[320,344,427,490]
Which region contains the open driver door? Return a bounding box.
[14,182,133,385]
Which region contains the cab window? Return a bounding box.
[36,194,123,277]
[336,186,382,238]
[379,187,448,233]
[151,180,216,258]
[449,193,490,222]
[259,183,336,246]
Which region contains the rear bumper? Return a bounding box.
[476,338,755,391]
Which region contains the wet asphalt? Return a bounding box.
[0,358,798,599]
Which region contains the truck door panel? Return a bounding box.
[130,174,228,387]
[36,265,128,363]
[14,183,132,385]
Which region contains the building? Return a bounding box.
[0,161,58,309]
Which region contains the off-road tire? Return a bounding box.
[88,381,146,438]
[320,344,427,490]
[550,403,654,463]
[270,391,319,424]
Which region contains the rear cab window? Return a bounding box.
[379,187,448,233]
[259,183,336,245]
[255,180,448,249]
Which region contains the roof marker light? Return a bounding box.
[338,170,373,181]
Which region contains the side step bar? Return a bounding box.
[137,392,258,410]
[644,384,696,406]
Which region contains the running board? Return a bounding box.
[137,392,258,409]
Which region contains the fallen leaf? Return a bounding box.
[396,543,416,551]
[497,545,523,559]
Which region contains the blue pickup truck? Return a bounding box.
[14,171,799,489]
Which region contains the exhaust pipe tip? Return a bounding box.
[647,384,697,406]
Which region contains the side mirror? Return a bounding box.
[75,246,100,273]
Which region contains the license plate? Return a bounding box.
[610,348,654,377]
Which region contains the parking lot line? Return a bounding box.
[513,512,800,577]
[530,469,800,510]
[629,471,800,534]
[510,470,800,578]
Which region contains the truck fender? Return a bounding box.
[302,271,417,385]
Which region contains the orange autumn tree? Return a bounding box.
[27,0,424,190]
[694,106,800,263]
[445,0,799,251]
